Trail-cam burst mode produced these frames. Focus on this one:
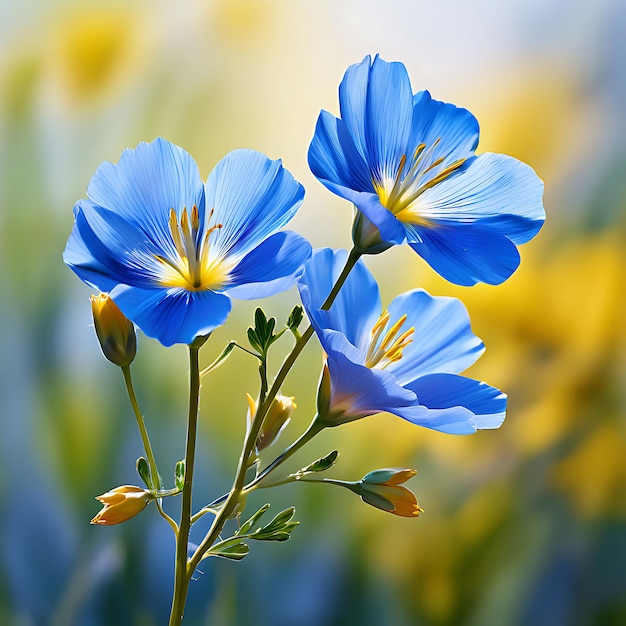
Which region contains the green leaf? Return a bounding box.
[136,457,151,489]
[210,541,250,561]
[251,506,299,541]
[248,307,285,355]
[174,460,185,491]
[237,503,271,536]
[298,451,339,475]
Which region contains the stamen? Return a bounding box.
[365,312,415,370]
[373,135,466,223]
[156,207,229,291]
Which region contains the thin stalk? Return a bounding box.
[245,417,325,491]
[122,365,160,489]
[168,345,201,626]
[187,248,361,574]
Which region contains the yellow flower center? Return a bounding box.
[372,139,466,225]
[155,206,232,291]
[364,310,414,370]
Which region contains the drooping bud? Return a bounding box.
[91,293,136,367]
[354,468,422,517]
[90,485,152,525]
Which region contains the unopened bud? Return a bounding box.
[91,293,136,367]
[356,468,422,518]
[247,393,296,452]
[91,485,152,525]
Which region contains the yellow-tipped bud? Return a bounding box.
[357,468,422,518]
[91,485,152,525]
[247,393,296,452]
[91,293,136,367]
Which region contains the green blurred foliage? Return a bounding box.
[1,0,624,624]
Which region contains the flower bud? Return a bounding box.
[351,211,393,255]
[91,485,152,525]
[91,293,136,367]
[247,393,296,452]
[355,468,422,517]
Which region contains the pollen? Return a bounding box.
[155,206,232,291]
[365,310,414,370]
[372,138,466,225]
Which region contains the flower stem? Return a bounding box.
[246,417,325,490]
[168,345,202,626]
[186,248,361,573]
[122,365,160,490]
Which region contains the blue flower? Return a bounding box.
[298,248,506,434]
[64,138,311,346]
[308,55,545,286]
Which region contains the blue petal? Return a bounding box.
[414,153,545,244]
[64,200,169,289]
[409,91,479,166]
[386,289,484,384]
[206,149,304,260]
[353,193,407,245]
[362,56,414,174]
[298,248,380,351]
[110,285,232,347]
[308,110,374,195]
[324,331,416,416]
[87,137,206,243]
[225,231,311,299]
[409,222,521,286]
[395,373,506,433]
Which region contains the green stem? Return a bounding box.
[168,345,201,626]
[187,248,361,573]
[245,418,325,491]
[122,365,160,490]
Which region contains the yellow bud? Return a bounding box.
[90,485,152,525]
[91,293,136,367]
[357,468,422,517]
[247,393,296,452]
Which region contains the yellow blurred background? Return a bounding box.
[1,1,624,624]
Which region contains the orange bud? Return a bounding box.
[91,485,151,526]
[91,293,136,367]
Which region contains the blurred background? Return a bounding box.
[1,0,625,624]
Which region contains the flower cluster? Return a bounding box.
[63,55,544,625]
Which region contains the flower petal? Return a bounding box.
[308,110,373,195]
[87,137,206,240]
[414,153,545,244]
[110,285,232,347]
[206,149,304,260]
[64,200,169,290]
[324,330,416,416]
[386,289,484,383]
[298,248,380,352]
[225,231,311,299]
[339,56,413,173]
[396,373,506,433]
[409,222,521,286]
[409,91,479,166]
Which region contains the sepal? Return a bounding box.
[136,457,151,489]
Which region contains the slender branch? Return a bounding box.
[168,345,202,626]
[186,248,361,574]
[121,365,161,489]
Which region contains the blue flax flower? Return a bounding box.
[64,138,311,346]
[298,249,506,434]
[308,55,545,286]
